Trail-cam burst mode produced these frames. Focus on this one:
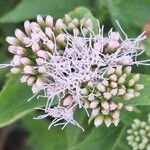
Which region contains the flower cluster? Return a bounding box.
[83,66,143,127]
[2,14,150,130]
[127,115,150,150]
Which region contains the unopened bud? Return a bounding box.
[94,115,104,127]
[24,65,36,75]
[63,96,72,106]
[109,74,117,81]
[90,101,99,109]
[97,83,105,92]
[37,50,49,59]
[55,19,64,32]
[91,107,100,116]
[6,37,20,46]
[27,76,36,86]
[104,117,112,127]
[24,20,31,35]
[45,15,53,27]
[124,66,132,75]
[105,67,115,77]
[20,75,30,83]
[124,105,134,111]
[103,92,112,100]
[10,67,21,74]
[37,15,45,26]
[21,57,32,65]
[101,101,109,110]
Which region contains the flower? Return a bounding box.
[1,14,150,130]
[127,115,150,150]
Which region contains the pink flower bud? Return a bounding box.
[110,88,118,96]
[102,80,109,86]
[27,76,36,86]
[117,56,133,65]
[45,15,53,27]
[24,65,36,75]
[38,66,47,73]
[112,111,120,119]
[31,42,40,52]
[56,34,66,44]
[83,18,92,28]
[20,75,30,83]
[110,102,117,110]
[103,92,112,100]
[117,88,126,96]
[15,29,26,41]
[23,37,31,45]
[109,32,120,41]
[31,22,41,32]
[91,107,100,116]
[109,74,117,81]
[63,96,72,106]
[21,57,32,65]
[36,58,45,66]
[101,101,109,110]
[108,41,119,49]
[37,15,45,25]
[37,50,49,59]
[8,46,17,54]
[45,27,53,39]
[55,19,64,31]
[35,78,44,88]
[6,37,20,46]
[94,115,104,127]
[94,42,102,51]
[24,20,31,35]
[97,83,105,92]
[11,55,22,66]
[16,47,26,56]
[32,83,40,94]
[113,119,120,126]
[90,101,99,109]
[45,40,54,51]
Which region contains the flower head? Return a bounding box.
[1,14,150,130]
[127,115,150,150]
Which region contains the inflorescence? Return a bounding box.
[127,115,150,150]
[1,14,150,130]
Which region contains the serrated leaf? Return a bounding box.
[0,75,48,128]
[0,0,90,23]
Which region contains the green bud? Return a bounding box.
[124,66,132,75]
[115,65,122,76]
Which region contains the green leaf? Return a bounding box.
[0,0,90,23]
[23,111,126,150]
[70,124,126,150]
[0,75,47,128]
[96,0,150,36]
[23,113,67,150]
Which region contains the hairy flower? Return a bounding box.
[127,115,150,150]
[1,14,150,130]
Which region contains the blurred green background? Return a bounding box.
[0,0,150,150]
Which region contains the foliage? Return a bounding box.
[0,0,150,149]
